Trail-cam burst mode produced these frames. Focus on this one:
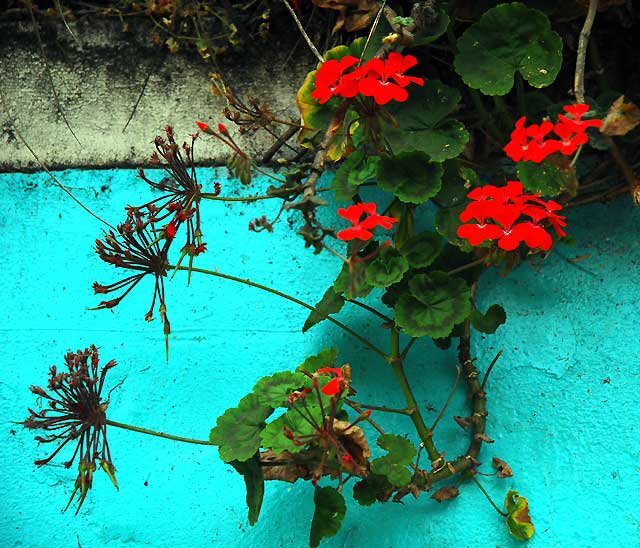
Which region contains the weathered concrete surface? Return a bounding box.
[0,17,316,171]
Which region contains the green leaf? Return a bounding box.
[369,434,417,488]
[210,394,273,463]
[252,371,308,407]
[331,149,380,202]
[436,160,478,207]
[435,204,473,252]
[385,81,470,162]
[516,159,571,197]
[365,248,409,288]
[230,454,264,526]
[334,260,373,300]
[471,304,506,334]
[413,10,450,46]
[260,408,316,454]
[394,272,471,338]
[400,231,442,268]
[377,152,443,204]
[298,347,339,373]
[505,490,535,540]
[454,2,562,95]
[352,474,391,506]
[302,287,346,333]
[310,487,346,548]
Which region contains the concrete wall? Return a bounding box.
[0,18,313,170]
[1,167,638,547]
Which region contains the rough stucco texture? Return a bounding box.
[1,168,639,548]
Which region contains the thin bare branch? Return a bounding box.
[280,0,324,62]
[574,0,599,104]
[430,365,461,432]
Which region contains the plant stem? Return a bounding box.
[172,265,386,358]
[345,400,412,415]
[470,475,508,516]
[201,187,331,202]
[347,299,393,323]
[106,419,213,445]
[574,0,599,104]
[447,257,486,276]
[388,328,441,462]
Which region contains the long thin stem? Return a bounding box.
[574,0,599,104]
[200,187,331,202]
[346,299,393,323]
[280,0,323,62]
[430,365,461,432]
[172,265,386,358]
[106,419,213,445]
[480,349,503,392]
[447,257,486,276]
[470,475,508,517]
[388,328,441,462]
[345,400,411,415]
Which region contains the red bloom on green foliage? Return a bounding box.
[336,203,398,241]
[504,104,601,163]
[456,183,566,251]
[311,54,423,105]
[317,367,344,396]
[358,53,424,105]
[311,56,360,104]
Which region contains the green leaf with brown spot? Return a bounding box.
[505,490,535,540]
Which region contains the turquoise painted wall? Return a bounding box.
[1,168,638,548]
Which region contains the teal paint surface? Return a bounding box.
[1,168,639,548]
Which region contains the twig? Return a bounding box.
[123,58,162,133]
[25,0,83,148]
[53,0,82,49]
[280,0,323,62]
[346,299,393,323]
[574,0,599,104]
[358,0,387,63]
[480,350,503,392]
[260,125,299,164]
[470,475,508,517]
[0,86,116,230]
[430,365,461,432]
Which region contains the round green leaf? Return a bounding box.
[400,231,443,268]
[454,2,562,95]
[377,151,443,204]
[376,434,416,464]
[413,10,450,46]
[394,272,471,338]
[353,474,391,506]
[470,304,506,334]
[385,81,470,161]
[435,204,474,252]
[252,371,308,407]
[210,394,273,463]
[260,409,315,454]
[516,159,572,197]
[298,347,339,372]
[334,261,373,299]
[365,248,409,288]
[310,487,346,548]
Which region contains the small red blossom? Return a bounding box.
[165,221,177,239]
[336,203,398,241]
[217,123,228,135]
[504,104,602,164]
[311,53,423,105]
[456,183,566,251]
[194,243,207,255]
[196,121,210,132]
[317,367,343,396]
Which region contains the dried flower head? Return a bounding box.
[92,210,171,354]
[21,346,119,513]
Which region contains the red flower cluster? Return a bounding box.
[311,53,424,106]
[504,104,602,163]
[456,182,566,251]
[336,202,398,241]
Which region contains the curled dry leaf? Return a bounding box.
[492,456,513,478]
[600,96,640,136]
[333,419,371,476]
[430,485,460,503]
[260,449,319,483]
[311,0,380,33]
[474,432,495,443]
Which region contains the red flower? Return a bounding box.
[504,117,561,163]
[557,103,602,133]
[196,121,210,132]
[310,56,359,104]
[317,367,344,396]
[336,203,398,241]
[456,184,565,251]
[358,54,424,105]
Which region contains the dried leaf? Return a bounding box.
[492,456,513,478]
[430,485,459,502]
[474,433,494,443]
[600,96,640,136]
[311,0,380,33]
[333,419,371,476]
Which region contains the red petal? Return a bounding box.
[322,378,341,396]
[337,227,373,241]
[457,223,503,246]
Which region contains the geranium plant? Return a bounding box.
[16,1,640,546]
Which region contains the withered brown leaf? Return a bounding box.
[430,485,460,503]
[492,456,513,478]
